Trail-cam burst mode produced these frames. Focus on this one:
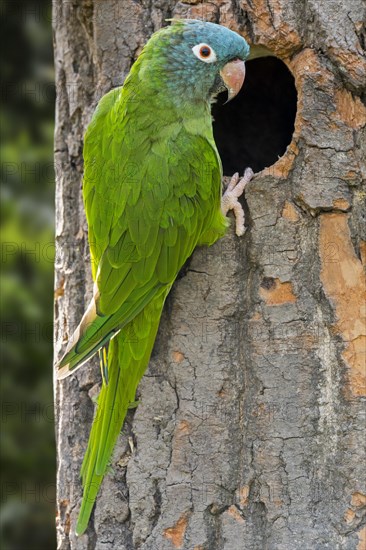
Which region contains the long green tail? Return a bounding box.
[75,291,168,535]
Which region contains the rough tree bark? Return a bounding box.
[53,1,366,549]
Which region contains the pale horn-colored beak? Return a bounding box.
[220,59,246,102]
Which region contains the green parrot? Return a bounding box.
[56,19,252,535]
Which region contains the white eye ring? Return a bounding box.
[192,43,217,63]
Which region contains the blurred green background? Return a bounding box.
[1,1,56,548]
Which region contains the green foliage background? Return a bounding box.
[1,1,56,548]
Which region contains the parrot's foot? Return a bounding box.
[221,168,254,236]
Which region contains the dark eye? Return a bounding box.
[192,43,217,63]
[200,45,211,57]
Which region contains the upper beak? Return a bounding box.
[220,59,246,102]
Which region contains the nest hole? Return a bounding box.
[212,56,297,175]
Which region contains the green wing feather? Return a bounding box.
[57,57,228,535]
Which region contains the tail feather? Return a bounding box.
[56,285,162,380]
[75,292,167,536]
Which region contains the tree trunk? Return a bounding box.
[53,1,366,548]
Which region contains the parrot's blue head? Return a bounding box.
[139,20,250,108]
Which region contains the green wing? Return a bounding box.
[57,87,225,377]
